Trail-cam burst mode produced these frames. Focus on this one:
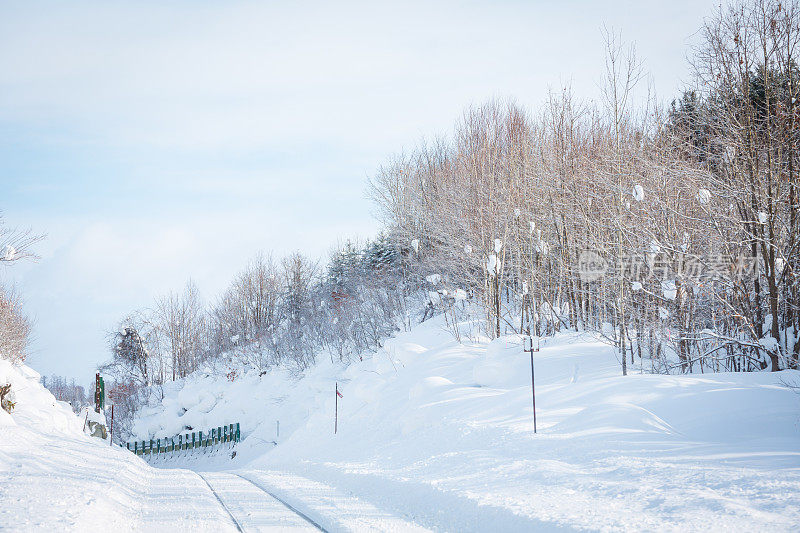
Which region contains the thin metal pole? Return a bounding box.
[530,350,537,434]
[335,383,339,434]
[110,404,114,445]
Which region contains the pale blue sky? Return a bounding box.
[0,0,717,380]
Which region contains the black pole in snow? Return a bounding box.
[530,350,537,434]
[524,336,537,434]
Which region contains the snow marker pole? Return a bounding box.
[531,349,537,434]
[335,382,338,434]
[524,336,537,434]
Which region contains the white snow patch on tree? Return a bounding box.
[3,245,16,262]
[661,280,677,300]
[536,237,549,255]
[697,188,712,205]
[486,254,502,276]
[425,274,441,285]
[411,239,419,253]
[759,336,778,352]
[632,184,645,202]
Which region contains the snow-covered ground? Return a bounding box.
[0,359,426,531]
[2,316,800,531]
[131,316,800,531]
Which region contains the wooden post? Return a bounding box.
[109,404,114,446]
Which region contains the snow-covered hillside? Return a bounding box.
[0,358,428,531]
[131,316,800,531]
[4,317,800,531]
[0,359,226,530]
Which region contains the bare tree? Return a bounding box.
[156,280,207,380]
[0,212,43,264]
[0,286,31,364]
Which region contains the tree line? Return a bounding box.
[369,0,800,375]
[92,0,800,439]
[100,236,417,435]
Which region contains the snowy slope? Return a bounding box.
[0,359,226,530]
[133,316,800,531]
[0,359,431,531]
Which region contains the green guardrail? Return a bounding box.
[123,422,240,458]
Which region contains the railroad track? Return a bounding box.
[196,471,327,532]
[196,471,245,532]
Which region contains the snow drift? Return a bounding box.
[130,315,800,531]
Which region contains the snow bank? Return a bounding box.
[0,359,79,433]
[134,315,800,531]
[0,359,243,530]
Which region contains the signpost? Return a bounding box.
[335,382,343,434]
[94,373,105,413]
[523,336,539,434]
